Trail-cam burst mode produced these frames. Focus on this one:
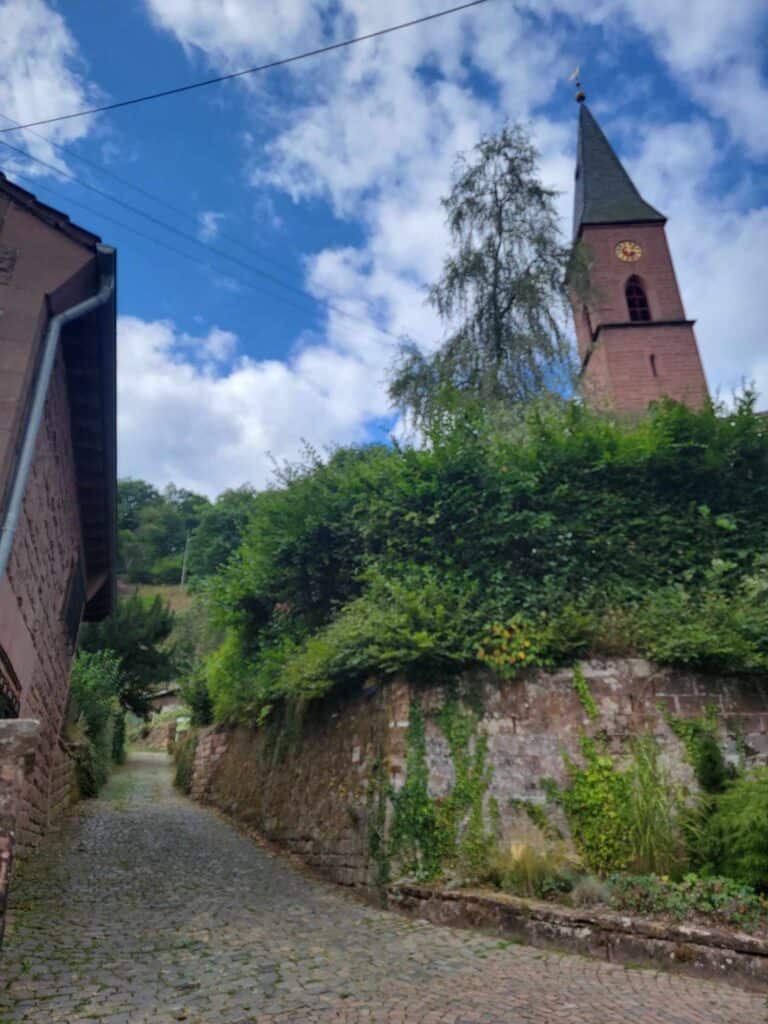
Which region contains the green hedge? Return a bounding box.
[202,395,768,723]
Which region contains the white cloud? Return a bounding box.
[537,0,768,157]
[117,315,397,496]
[197,209,225,241]
[0,1,760,494]
[0,0,99,176]
[128,1,768,491]
[143,0,324,67]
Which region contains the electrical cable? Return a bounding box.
[0,1,494,134]
[12,172,364,325]
[0,136,405,341]
[0,112,299,279]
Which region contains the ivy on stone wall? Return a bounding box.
[366,750,392,890]
[572,663,599,721]
[385,694,495,882]
[558,736,634,874]
[661,706,728,793]
[388,700,445,880]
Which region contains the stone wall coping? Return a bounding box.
[391,876,768,987]
[390,884,768,958]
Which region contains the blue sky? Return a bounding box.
[1,0,766,495]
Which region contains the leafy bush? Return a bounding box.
[632,583,768,675]
[557,735,686,877]
[180,669,214,726]
[476,608,591,679]
[558,737,633,874]
[699,769,768,890]
[68,650,125,796]
[79,594,175,716]
[608,873,767,930]
[174,732,199,794]
[209,569,484,724]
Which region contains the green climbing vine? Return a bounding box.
[572,663,599,721]
[366,749,392,889]
[556,735,633,874]
[509,798,563,840]
[385,694,494,882]
[388,700,445,879]
[661,705,728,793]
[437,698,495,873]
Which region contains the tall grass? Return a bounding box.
[626,735,685,877]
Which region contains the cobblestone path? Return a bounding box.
[0,754,763,1024]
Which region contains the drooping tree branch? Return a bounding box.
[390,124,577,427]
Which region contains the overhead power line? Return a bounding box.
[0,136,406,342]
[0,111,301,279]
[0,1,494,134]
[10,171,345,321]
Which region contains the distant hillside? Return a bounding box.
[117,479,258,585]
[116,580,193,614]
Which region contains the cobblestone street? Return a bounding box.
[0,753,763,1023]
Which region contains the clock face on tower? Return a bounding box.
[615,240,643,262]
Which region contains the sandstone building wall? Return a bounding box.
[0,356,83,848]
[576,223,709,412]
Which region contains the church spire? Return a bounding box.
[573,103,665,238]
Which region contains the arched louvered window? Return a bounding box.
[626,276,651,322]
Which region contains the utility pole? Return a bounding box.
[180,531,190,587]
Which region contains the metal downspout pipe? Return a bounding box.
[0,244,116,579]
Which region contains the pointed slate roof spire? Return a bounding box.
[573,100,665,238]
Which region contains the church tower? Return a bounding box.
[571,96,709,412]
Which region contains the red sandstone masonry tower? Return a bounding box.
[571,96,709,412]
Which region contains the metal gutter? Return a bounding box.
[0,244,116,579]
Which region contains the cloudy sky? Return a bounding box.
[1,0,766,495]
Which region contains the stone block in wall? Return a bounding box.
[0,719,39,831]
[0,718,40,946]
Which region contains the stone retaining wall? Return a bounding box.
[188,660,768,892]
[191,684,392,886]
[389,884,768,991]
[46,739,78,824]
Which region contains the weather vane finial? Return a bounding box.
[569,66,586,103]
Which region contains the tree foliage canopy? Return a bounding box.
[79,595,175,716]
[117,478,257,584]
[390,124,577,426]
[187,487,258,579]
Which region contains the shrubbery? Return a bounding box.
[608,873,766,930]
[143,391,768,924]
[68,650,125,796]
[697,769,768,890]
[199,395,768,724]
[173,732,198,795]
